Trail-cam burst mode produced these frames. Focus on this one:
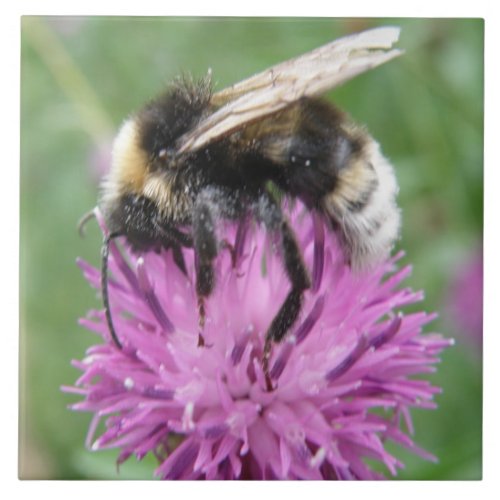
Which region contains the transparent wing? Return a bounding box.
[177,26,403,155]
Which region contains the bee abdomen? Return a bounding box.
[323,139,400,271]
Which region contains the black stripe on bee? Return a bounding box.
[345,177,379,213]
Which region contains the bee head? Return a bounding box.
[137,77,213,168]
[103,77,212,202]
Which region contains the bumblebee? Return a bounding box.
[95,27,403,373]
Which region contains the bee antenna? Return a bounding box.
[102,233,123,349]
[78,209,97,238]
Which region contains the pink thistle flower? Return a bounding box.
[64,203,452,480]
[446,247,483,351]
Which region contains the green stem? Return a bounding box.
[22,17,114,146]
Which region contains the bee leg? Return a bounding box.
[197,295,206,347]
[192,191,220,346]
[157,225,193,275]
[77,209,96,238]
[219,214,249,270]
[256,195,311,381]
[221,239,243,269]
[101,232,124,349]
[171,243,188,275]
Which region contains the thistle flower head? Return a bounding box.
[65,203,452,480]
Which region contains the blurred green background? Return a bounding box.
[20,17,483,479]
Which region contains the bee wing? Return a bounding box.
[177,26,402,154]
